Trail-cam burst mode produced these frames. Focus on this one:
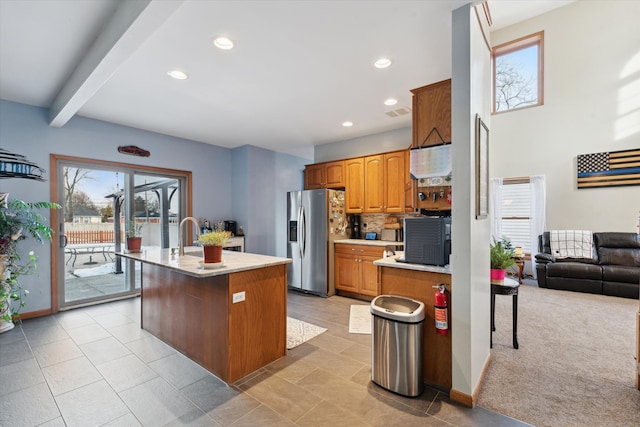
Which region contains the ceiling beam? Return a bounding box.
[48,0,183,128]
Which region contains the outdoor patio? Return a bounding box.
[63,251,140,304]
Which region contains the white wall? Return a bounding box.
[451,2,492,398]
[491,0,640,232]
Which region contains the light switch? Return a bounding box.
[232,291,246,303]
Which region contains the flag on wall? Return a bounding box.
[577,148,640,188]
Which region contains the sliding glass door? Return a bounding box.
[54,157,188,310]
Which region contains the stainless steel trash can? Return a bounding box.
[371,295,425,397]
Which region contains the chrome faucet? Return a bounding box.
[179,216,201,256]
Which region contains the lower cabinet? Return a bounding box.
[335,244,383,298]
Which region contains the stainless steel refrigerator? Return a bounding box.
[287,189,346,297]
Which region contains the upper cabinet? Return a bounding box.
[411,79,451,148]
[304,160,344,189]
[363,151,407,213]
[345,158,365,213]
[364,155,384,212]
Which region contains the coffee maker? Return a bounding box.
[348,214,361,239]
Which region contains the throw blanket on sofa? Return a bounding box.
[550,230,594,259]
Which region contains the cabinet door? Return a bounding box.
[383,151,406,213]
[324,161,345,188]
[364,155,384,212]
[411,80,451,148]
[345,158,364,213]
[304,164,325,189]
[360,254,380,297]
[335,252,359,292]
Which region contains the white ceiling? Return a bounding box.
[0,0,574,159]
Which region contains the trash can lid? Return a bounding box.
[370,295,425,323]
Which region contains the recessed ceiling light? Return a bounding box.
[213,36,234,50]
[167,70,188,80]
[342,121,353,127]
[384,98,398,106]
[374,58,392,69]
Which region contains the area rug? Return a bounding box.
[349,304,371,334]
[286,317,326,349]
[477,283,640,427]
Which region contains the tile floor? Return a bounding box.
[0,292,530,426]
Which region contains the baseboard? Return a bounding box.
[450,352,492,408]
[15,308,53,321]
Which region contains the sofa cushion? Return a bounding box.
[602,265,640,283]
[595,233,640,267]
[547,262,602,280]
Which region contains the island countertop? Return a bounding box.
[374,251,451,274]
[117,246,291,278]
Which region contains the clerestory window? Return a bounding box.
[492,31,544,113]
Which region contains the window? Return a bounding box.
[492,31,544,113]
[500,178,532,255]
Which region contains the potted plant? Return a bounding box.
[198,231,231,264]
[0,193,60,332]
[125,220,143,252]
[490,237,515,285]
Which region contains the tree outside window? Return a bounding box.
[492,31,544,113]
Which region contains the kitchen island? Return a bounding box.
[374,252,453,391]
[118,247,291,383]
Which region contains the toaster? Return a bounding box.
[380,228,403,242]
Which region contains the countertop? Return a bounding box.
[374,251,451,274]
[334,239,404,247]
[117,246,291,278]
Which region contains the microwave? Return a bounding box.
[403,216,451,266]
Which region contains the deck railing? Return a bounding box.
[65,230,125,244]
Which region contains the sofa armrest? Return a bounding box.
[535,253,556,263]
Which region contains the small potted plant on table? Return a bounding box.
[490,237,515,285]
[125,220,143,253]
[198,231,231,264]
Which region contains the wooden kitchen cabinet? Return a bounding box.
[364,155,384,212]
[411,79,451,148]
[345,158,364,213]
[304,160,344,189]
[363,150,407,213]
[335,244,384,298]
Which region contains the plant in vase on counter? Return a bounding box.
[0,193,60,332]
[198,231,231,264]
[490,236,515,285]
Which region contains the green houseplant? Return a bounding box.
[0,193,60,332]
[490,237,515,284]
[125,220,143,252]
[198,231,231,264]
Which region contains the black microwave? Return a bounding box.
[403,216,451,266]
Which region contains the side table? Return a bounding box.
[512,256,525,284]
[490,277,519,349]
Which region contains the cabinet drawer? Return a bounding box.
[335,244,383,257]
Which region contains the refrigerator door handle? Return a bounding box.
[297,206,303,259]
[300,206,306,257]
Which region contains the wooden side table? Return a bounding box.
[491,277,519,349]
[512,256,525,284]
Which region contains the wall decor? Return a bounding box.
[118,145,150,157]
[475,114,489,219]
[577,148,640,188]
[0,148,46,181]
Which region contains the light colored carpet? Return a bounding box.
[349,304,371,334]
[286,316,326,349]
[478,284,640,427]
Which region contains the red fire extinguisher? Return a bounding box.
[433,284,448,335]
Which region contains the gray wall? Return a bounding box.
[0,100,307,313]
[314,126,412,162]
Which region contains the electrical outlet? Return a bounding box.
[232,291,245,303]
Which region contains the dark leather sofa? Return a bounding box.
[535,232,640,299]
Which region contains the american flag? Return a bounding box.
[577,148,640,188]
